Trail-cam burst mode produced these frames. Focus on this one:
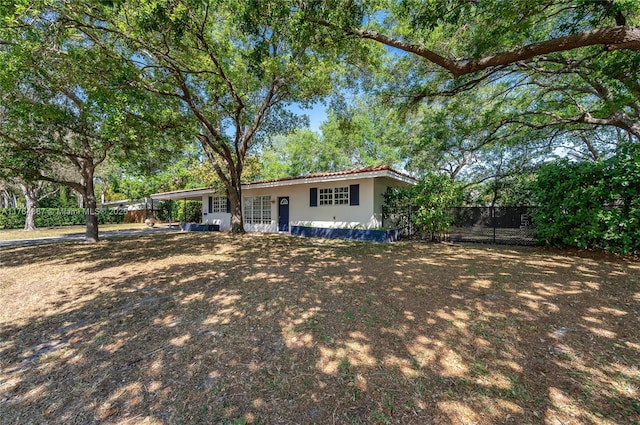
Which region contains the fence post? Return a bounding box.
[492,206,496,244]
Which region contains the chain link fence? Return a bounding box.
[389,206,537,246]
[446,206,536,245]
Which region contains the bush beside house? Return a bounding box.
[383,174,462,241]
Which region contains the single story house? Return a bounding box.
[150,165,416,232]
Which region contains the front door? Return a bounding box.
[278,197,289,232]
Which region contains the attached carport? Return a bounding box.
[150,187,214,226]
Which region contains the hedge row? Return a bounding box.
[0,208,125,229]
[532,144,640,255]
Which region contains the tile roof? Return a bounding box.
[151,165,415,198]
[244,165,416,186]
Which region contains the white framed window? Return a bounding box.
[310,185,358,207]
[319,188,333,205]
[334,187,349,205]
[210,196,227,213]
[244,196,271,224]
[319,187,349,206]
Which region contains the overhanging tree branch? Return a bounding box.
[350,25,640,77]
[503,111,640,140]
[242,77,285,155]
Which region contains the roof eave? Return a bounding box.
[149,168,417,199]
[150,188,215,200]
[243,169,416,190]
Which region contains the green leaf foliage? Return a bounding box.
[344,0,640,174]
[259,98,412,180]
[1,0,181,240]
[50,0,364,233]
[383,173,462,240]
[532,143,640,254]
[260,129,349,180]
[176,200,202,223]
[0,207,124,230]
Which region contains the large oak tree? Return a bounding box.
[0,3,172,242]
[304,0,640,75]
[60,0,359,233]
[303,0,640,196]
[302,1,640,140]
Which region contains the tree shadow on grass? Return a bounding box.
[0,234,639,424]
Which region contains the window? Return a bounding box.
[319,188,333,206]
[318,187,349,206]
[334,187,349,205]
[209,196,227,213]
[311,185,359,206]
[243,196,271,224]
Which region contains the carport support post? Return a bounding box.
[183,198,186,223]
[169,200,172,224]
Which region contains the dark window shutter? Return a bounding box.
[349,184,360,206]
[208,196,213,213]
[226,197,231,213]
[310,187,318,207]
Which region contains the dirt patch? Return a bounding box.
[0,233,638,424]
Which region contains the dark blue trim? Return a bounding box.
[208,196,213,213]
[310,187,318,207]
[226,197,231,213]
[278,197,290,231]
[349,184,359,206]
[182,223,220,231]
[291,226,399,243]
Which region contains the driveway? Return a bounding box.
[0,227,177,248]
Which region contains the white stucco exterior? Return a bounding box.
[153,167,416,233]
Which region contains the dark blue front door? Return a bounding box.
[278,197,289,231]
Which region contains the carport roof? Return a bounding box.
[150,187,215,201]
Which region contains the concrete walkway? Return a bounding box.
[0,227,177,248]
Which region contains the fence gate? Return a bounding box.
[446,206,536,246]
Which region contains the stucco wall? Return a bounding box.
[199,176,411,232]
[242,177,377,232]
[201,208,231,230]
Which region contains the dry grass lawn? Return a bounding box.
[0,232,638,424]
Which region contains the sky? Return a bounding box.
[289,101,327,133]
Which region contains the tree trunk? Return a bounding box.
[1,189,9,208]
[19,183,38,231]
[211,155,246,234]
[82,166,99,243]
[227,183,245,234]
[629,121,640,141]
[199,135,247,234]
[24,193,37,231]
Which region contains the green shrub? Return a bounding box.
[0,208,25,229]
[0,207,125,229]
[176,200,202,223]
[532,144,640,255]
[37,186,80,209]
[154,200,202,223]
[383,174,462,241]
